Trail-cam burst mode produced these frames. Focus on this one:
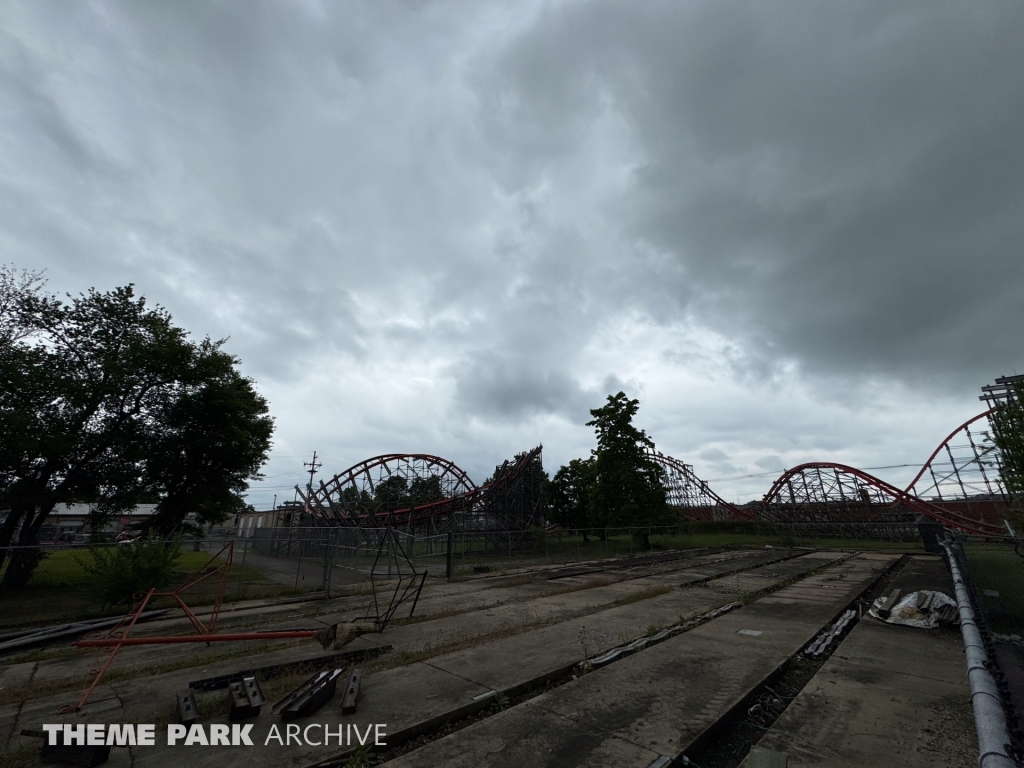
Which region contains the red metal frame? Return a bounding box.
[760,462,1002,536]
[61,541,237,713]
[301,447,546,536]
[651,408,1011,535]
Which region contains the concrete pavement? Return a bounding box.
[381,553,897,768]
[739,556,976,768]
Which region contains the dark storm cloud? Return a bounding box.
[3,1,1020,502]
[479,0,1024,392]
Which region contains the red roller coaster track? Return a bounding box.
[299,408,1010,537]
[649,408,1009,536]
[300,447,545,532]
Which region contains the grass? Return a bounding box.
[0,639,304,707]
[28,548,218,586]
[0,548,302,630]
[965,543,1024,635]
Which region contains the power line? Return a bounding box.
[707,462,921,483]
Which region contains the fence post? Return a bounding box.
[322,531,332,597]
[446,531,453,581]
[295,549,303,589]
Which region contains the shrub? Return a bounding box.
[78,538,182,607]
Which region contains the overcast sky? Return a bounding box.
[3,1,1022,507]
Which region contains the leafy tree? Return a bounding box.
[550,458,596,536]
[586,392,671,545]
[990,380,1024,526]
[409,475,444,505]
[142,341,275,538]
[0,283,273,589]
[372,475,409,510]
[0,264,46,343]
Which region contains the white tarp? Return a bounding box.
[868,590,959,628]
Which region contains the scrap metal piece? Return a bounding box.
[187,646,391,691]
[0,610,169,656]
[341,668,362,715]
[177,689,198,725]
[316,623,370,651]
[228,677,264,721]
[63,542,236,714]
[805,610,857,656]
[357,527,428,634]
[272,669,344,720]
[876,589,901,619]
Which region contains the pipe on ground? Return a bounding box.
[76,630,320,647]
[940,538,1017,768]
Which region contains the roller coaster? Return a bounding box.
[647,406,1010,537]
[298,400,1016,539]
[297,447,546,540]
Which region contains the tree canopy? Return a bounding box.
[549,457,595,530]
[0,279,273,588]
[990,381,1024,524]
[549,392,670,538]
[586,392,670,531]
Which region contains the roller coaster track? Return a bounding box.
[648,408,1009,536]
[299,447,545,533]
[300,408,1011,537]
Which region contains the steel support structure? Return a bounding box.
[63,542,235,713]
[300,447,546,547]
[650,408,1013,538]
[646,447,753,522]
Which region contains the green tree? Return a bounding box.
[990,381,1024,527]
[550,458,596,536]
[372,475,410,511]
[142,340,275,538]
[409,475,444,505]
[0,283,273,589]
[0,263,46,343]
[586,392,671,546]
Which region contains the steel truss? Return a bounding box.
[647,407,1012,537]
[300,447,546,543]
[903,408,1009,530]
[646,447,753,522]
[300,403,1013,538]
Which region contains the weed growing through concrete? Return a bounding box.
[345,743,371,767]
[493,692,510,711]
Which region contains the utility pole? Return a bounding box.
[304,451,322,497]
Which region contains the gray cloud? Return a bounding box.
[699,448,729,463]
[754,455,785,472]
[479,0,1024,392]
[2,1,1019,504]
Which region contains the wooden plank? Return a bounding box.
[341,667,362,715]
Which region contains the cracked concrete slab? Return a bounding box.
[381,554,896,768]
